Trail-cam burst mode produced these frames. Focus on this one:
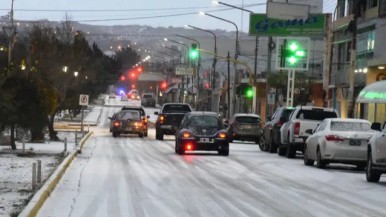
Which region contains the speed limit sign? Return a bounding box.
[79,94,89,106]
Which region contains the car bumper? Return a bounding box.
[324,143,367,161]
[179,138,229,151]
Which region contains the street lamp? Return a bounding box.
[199,11,239,114]
[186,25,218,111]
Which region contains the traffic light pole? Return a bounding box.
[286,69,295,107]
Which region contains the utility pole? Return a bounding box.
[227,52,231,119]
[347,1,360,118]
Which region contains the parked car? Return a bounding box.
[279,106,339,158]
[121,106,149,137]
[141,92,156,107]
[262,107,294,153]
[175,112,229,156]
[226,113,263,144]
[366,122,386,182]
[109,110,145,138]
[154,103,192,140]
[303,118,376,169]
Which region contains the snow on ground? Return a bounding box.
[0,105,103,217]
[0,98,159,217]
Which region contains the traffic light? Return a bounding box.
[160,81,167,90]
[189,43,199,60]
[237,84,254,98]
[203,81,210,89]
[130,71,137,79]
[282,40,306,67]
[120,75,126,81]
[245,86,254,98]
[137,66,143,73]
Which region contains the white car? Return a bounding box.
[304,118,376,170]
[366,123,386,182]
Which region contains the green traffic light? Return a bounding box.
[289,42,298,51]
[189,50,199,59]
[285,40,306,66]
[246,88,254,98]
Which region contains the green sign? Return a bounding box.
[249,14,326,36]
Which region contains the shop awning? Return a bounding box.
[357,80,386,103]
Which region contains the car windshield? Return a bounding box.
[189,116,219,127]
[117,111,140,120]
[331,121,371,131]
[295,109,338,121]
[235,116,260,124]
[163,104,191,113]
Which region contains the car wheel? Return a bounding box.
[316,147,326,169]
[218,149,229,156]
[303,145,314,166]
[366,150,381,182]
[112,132,117,138]
[177,145,185,155]
[268,132,278,153]
[278,146,286,156]
[156,130,164,140]
[286,143,296,158]
[258,137,266,151]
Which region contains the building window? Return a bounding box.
[368,0,378,8]
[337,0,346,18]
[357,31,375,55]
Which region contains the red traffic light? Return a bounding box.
[120,75,126,81]
[160,81,167,90]
[137,66,143,73]
[204,82,210,89]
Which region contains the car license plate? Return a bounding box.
[349,140,361,146]
[199,138,211,143]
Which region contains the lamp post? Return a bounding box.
[173,34,202,109]
[199,12,239,114]
[187,25,217,111]
[3,0,16,77]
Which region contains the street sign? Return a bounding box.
[249,14,326,36]
[267,2,310,20]
[176,67,194,75]
[79,94,89,106]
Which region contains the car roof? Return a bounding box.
[326,118,371,123]
[188,111,218,116]
[233,113,261,118]
[295,106,336,112]
[121,106,144,110]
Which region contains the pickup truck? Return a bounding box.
[154,103,192,140]
[279,106,339,158]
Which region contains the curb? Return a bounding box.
[19,131,94,217]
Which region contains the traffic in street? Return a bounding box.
[36,103,386,217]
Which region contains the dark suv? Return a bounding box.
[262,107,294,153]
[121,106,149,137]
[226,113,263,144]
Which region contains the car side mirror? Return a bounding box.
[371,122,382,131]
[108,117,112,120]
[154,112,159,115]
[305,129,313,135]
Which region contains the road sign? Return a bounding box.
[249,14,326,36]
[267,2,310,20]
[79,94,89,106]
[275,37,310,71]
[176,67,194,75]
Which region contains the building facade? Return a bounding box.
[331,0,386,123]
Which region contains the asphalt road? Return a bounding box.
[37,105,386,217]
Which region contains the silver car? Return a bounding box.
[226,113,263,144]
[366,123,386,182]
[304,118,376,170]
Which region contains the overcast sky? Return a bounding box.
[0,0,336,33]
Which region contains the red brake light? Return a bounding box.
[185,143,193,151]
[218,132,227,139]
[294,122,300,135]
[325,135,345,142]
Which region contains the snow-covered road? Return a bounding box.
[37,105,386,217]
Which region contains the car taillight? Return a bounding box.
[182,132,191,138]
[159,115,164,124]
[218,132,227,139]
[277,121,284,127]
[185,143,194,151]
[294,122,300,135]
[137,96,140,99]
[325,135,345,142]
[130,95,135,99]
[113,121,120,127]
[134,122,143,127]
[143,117,148,123]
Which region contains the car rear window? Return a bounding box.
[189,116,219,127]
[117,111,140,120]
[143,94,153,98]
[121,107,145,116]
[331,121,371,131]
[295,109,338,121]
[163,104,191,113]
[281,109,294,120]
[235,116,260,124]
